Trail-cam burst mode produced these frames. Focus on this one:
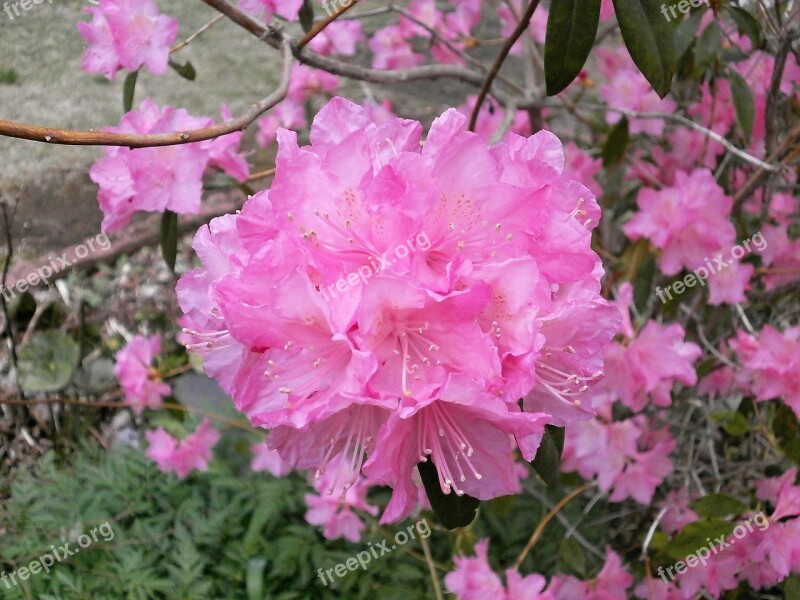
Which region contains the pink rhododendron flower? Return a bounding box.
[660,490,699,534]
[304,455,378,542]
[499,1,548,56]
[77,0,178,79]
[623,169,736,275]
[707,259,754,305]
[255,65,339,147]
[760,225,800,290]
[177,97,617,523]
[145,418,220,479]
[596,49,676,136]
[445,539,553,600]
[237,0,303,22]
[369,25,425,69]
[90,99,249,232]
[548,549,632,599]
[562,417,675,504]
[114,334,170,412]
[456,96,530,143]
[307,20,364,56]
[594,287,701,413]
[563,142,602,196]
[250,442,292,476]
[734,325,800,417]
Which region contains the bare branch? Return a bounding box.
[297,0,361,49]
[0,35,294,148]
[468,0,542,132]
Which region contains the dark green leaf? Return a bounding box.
[728,69,755,140]
[299,0,315,33]
[122,70,138,113]
[674,7,705,60]
[168,59,197,81]
[663,519,734,559]
[612,0,676,97]
[558,537,586,576]
[531,425,564,486]
[710,410,750,436]
[690,493,747,519]
[418,459,480,529]
[774,404,800,465]
[18,331,80,393]
[544,0,602,96]
[602,117,629,167]
[692,21,721,77]
[727,5,763,49]
[160,210,179,273]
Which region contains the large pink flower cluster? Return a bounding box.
[90,99,249,232]
[77,0,178,80]
[178,97,618,523]
[445,540,631,600]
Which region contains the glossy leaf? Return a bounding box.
[612,0,676,97]
[418,459,480,529]
[728,69,755,140]
[160,210,179,274]
[544,0,602,96]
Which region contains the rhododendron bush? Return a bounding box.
[0,0,799,597]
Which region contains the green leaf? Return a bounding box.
[602,117,629,167]
[299,0,315,33]
[727,5,763,49]
[673,7,705,60]
[773,404,800,465]
[246,558,267,600]
[612,0,676,97]
[531,425,564,486]
[710,410,749,436]
[168,59,197,81]
[160,210,179,273]
[544,0,602,96]
[690,494,747,519]
[663,519,734,559]
[558,537,586,576]
[122,70,138,113]
[18,331,80,393]
[728,69,755,140]
[692,21,721,77]
[418,459,480,529]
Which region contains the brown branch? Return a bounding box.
[0,37,293,148]
[200,0,527,98]
[468,0,542,132]
[733,122,800,212]
[297,0,360,49]
[512,482,594,570]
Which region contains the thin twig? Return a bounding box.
[0,37,294,148]
[0,396,263,435]
[170,14,225,54]
[297,0,360,49]
[420,533,444,600]
[512,482,594,570]
[598,107,782,172]
[0,199,24,403]
[469,0,542,132]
